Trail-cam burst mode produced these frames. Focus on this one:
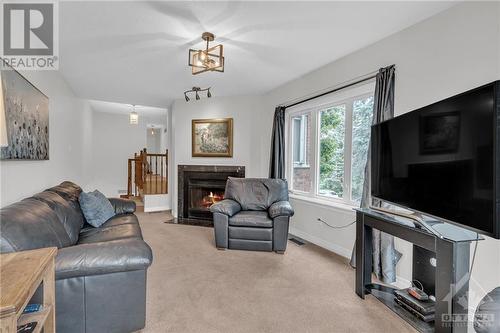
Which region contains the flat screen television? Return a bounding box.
[371,80,500,239]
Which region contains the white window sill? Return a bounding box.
[292,164,310,169]
[289,193,358,213]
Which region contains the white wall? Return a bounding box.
[87,110,168,199]
[261,1,500,323]
[170,95,263,217]
[0,70,92,207]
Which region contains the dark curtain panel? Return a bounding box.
[350,65,401,284]
[269,106,286,179]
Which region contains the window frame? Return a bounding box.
[286,81,375,207]
[292,115,308,166]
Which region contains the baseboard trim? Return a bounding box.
[144,206,170,213]
[289,227,412,289]
[289,227,352,259]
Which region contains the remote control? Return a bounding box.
[408,287,429,301]
[23,304,42,313]
[17,322,37,333]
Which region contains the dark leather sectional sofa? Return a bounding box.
[0,181,152,333]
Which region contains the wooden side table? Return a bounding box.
[0,247,57,333]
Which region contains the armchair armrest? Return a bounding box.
[269,201,294,219]
[210,199,241,217]
[108,197,136,214]
[55,239,152,280]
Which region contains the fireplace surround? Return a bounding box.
[178,165,245,221]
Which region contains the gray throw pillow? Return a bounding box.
[78,190,115,227]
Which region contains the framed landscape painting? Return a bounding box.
[192,118,233,157]
[0,60,49,160]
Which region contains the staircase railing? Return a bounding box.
[127,148,168,197]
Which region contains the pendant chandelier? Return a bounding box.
[188,32,224,75]
[129,105,138,125]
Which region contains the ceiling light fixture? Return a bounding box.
[129,105,138,125]
[188,32,224,75]
[184,87,212,102]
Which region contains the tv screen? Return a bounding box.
[371,81,499,238]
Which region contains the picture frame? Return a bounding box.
[0,59,49,160]
[192,118,233,157]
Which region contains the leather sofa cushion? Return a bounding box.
[33,190,85,245]
[55,239,152,279]
[224,177,289,210]
[79,214,139,233]
[46,181,83,202]
[228,226,272,241]
[78,223,143,244]
[229,211,273,228]
[108,198,136,215]
[0,198,72,252]
[101,214,139,228]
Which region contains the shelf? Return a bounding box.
[367,284,434,333]
[17,305,52,333]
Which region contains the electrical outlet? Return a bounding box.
[117,189,128,194]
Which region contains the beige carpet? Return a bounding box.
[136,212,416,333]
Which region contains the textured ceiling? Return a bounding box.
[59,1,456,108]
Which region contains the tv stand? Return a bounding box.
[355,208,482,333]
[369,206,445,239]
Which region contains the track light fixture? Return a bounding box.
[184,87,212,102]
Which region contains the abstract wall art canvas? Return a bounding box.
[192,118,233,157]
[0,61,49,160]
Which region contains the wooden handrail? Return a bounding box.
[127,148,168,197]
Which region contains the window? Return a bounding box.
[287,82,374,205]
[291,113,312,192]
[292,115,307,165]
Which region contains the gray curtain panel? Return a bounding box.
[350,65,402,284]
[269,106,286,179]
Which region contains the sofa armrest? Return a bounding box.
[210,199,241,217]
[108,197,136,214]
[269,201,294,218]
[55,239,152,280]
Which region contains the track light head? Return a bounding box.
[207,89,212,98]
[184,94,190,102]
[195,91,200,100]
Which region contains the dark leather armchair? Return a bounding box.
[210,178,294,253]
[0,182,152,333]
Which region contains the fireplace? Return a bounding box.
[178,165,245,220]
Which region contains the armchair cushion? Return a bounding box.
[269,201,295,218]
[108,198,136,215]
[224,177,289,210]
[210,199,241,217]
[229,211,273,228]
[55,238,153,280]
